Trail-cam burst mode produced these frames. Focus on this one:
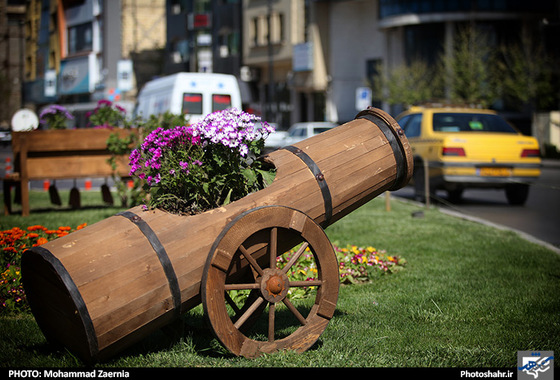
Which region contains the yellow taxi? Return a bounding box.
[396,105,541,205]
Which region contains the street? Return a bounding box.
[392,160,560,249]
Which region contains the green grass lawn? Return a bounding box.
[1,190,559,368]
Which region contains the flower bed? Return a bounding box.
[276,243,407,300]
[1,224,87,312]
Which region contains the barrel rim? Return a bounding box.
[22,246,99,361]
[355,107,414,190]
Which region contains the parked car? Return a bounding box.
[282,121,338,146]
[396,105,541,205]
[263,126,287,152]
[0,127,11,145]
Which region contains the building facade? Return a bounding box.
[0,0,26,128]
[241,0,330,129]
[4,0,559,131]
[322,0,559,125]
[19,0,166,127]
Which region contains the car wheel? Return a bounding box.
[505,183,529,205]
[447,189,464,203]
[413,163,434,203]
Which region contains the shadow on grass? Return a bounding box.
[109,304,348,363]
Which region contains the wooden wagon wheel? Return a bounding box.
[201,205,339,358]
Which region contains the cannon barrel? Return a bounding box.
[21,107,413,362]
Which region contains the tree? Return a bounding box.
[442,25,499,108]
[496,32,557,111]
[371,60,442,107]
[373,24,559,111]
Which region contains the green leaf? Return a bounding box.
[241,168,258,186]
[223,188,233,206]
[257,168,276,186]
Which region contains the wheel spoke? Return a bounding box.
[268,302,275,342]
[224,291,240,314]
[289,280,322,287]
[239,244,264,276]
[233,296,265,329]
[282,297,307,326]
[269,227,277,269]
[281,242,309,275]
[224,283,260,290]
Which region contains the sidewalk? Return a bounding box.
[542,158,560,169]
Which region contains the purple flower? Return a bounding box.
[39,104,74,127]
[128,107,274,213]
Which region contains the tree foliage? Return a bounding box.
[373,25,559,111]
[443,26,499,107]
[496,32,557,110]
[372,60,442,107]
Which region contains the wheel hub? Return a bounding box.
[267,275,284,295]
[260,268,289,303]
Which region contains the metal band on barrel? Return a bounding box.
[282,145,333,224]
[117,211,181,318]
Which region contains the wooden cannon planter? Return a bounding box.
[21,108,413,362]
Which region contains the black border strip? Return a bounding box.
[282,145,333,224]
[26,246,99,359]
[358,112,406,190]
[117,211,181,318]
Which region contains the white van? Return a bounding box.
[135,72,242,123]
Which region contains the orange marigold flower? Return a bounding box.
[36,237,48,245]
[76,223,87,230]
[58,226,72,231]
[27,225,47,231]
[26,233,40,238]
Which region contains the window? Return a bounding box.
[182,93,203,115]
[251,13,284,47]
[432,113,517,133]
[68,22,93,54]
[212,94,232,111]
[193,0,211,13]
[172,39,189,63]
[218,31,240,57]
[289,127,305,137]
[251,17,259,47]
[400,113,422,137]
[269,12,284,44]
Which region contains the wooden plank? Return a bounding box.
[26,155,116,178]
[12,129,134,152]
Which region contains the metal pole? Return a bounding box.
[424,159,430,208]
[267,0,274,121]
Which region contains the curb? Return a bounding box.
[392,194,560,256]
[542,159,560,169]
[438,207,560,256]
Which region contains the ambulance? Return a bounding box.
[135,72,242,123]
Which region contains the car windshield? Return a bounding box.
[432,113,517,134]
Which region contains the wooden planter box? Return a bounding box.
[4,128,136,216]
[21,108,413,362]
